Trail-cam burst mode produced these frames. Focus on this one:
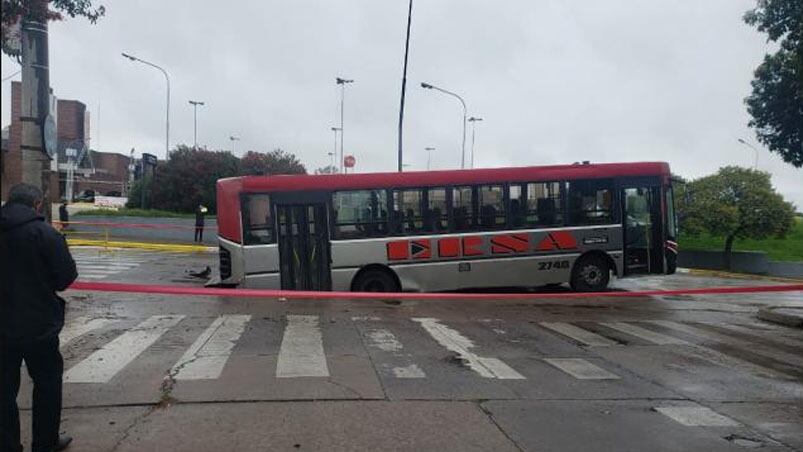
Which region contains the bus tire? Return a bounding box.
[352,268,401,293]
[570,254,610,292]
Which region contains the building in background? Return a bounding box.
[2,81,135,202]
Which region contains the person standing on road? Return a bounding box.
[194,204,207,242]
[58,201,69,231]
[1,183,77,452]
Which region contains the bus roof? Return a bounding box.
[221,161,670,194]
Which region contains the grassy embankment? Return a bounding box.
[679,217,803,262]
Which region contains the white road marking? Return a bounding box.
[413,318,525,380]
[60,317,116,347]
[276,315,329,378]
[540,322,617,347]
[655,406,739,427]
[601,322,689,345]
[650,321,803,367]
[351,316,381,322]
[171,315,251,380]
[710,323,803,348]
[366,329,403,352]
[64,315,185,383]
[543,358,620,380]
[392,364,426,379]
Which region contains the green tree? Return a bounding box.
[2,0,105,57]
[148,145,240,213]
[743,0,803,167]
[315,165,339,175]
[679,166,795,269]
[240,149,306,176]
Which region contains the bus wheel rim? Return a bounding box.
[581,264,602,285]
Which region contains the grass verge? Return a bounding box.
[680,218,803,262]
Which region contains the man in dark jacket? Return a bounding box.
[1,183,77,452]
[194,204,206,242]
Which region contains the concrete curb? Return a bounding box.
[67,238,215,253]
[681,268,803,283]
[756,307,803,328]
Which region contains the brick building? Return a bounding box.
[2,81,133,202]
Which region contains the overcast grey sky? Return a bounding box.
[2,0,801,207]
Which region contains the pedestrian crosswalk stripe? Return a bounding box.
[650,321,803,367]
[413,318,525,380]
[601,322,689,345]
[64,315,185,383]
[543,358,620,380]
[77,264,140,269]
[392,364,426,379]
[172,315,251,380]
[707,322,803,348]
[655,406,739,427]
[366,329,403,352]
[539,322,618,347]
[276,315,329,378]
[60,317,117,347]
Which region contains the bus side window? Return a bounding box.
[393,189,424,235]
[243,194,274,245]
[567,179,613,225]
[451,186,475,231]
[525,182,563,227]
[333,190,388,239]
[479,185,505,229]
[425,188,448,232]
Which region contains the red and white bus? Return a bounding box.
[216,161,678,292]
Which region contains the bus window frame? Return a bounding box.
[241,192,276,245]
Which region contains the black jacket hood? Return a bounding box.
[0,202,43,231]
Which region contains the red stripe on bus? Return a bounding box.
[412,239,432,259]
[387,241,410,260]
[550,231,578,249]
[490,234,529,253]
[438,238,460,257]
[462,236,483,256]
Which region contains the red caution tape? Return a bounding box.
[68,281,803,300]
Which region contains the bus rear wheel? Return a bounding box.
[352,268,400,293]
[570,255,610,292]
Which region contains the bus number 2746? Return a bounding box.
[538,260,570,271]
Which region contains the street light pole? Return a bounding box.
[229,135,240,155]
[421,82,467,169]
[189,100,205,149]
[425,147,435,170]
[737,138,759,169]
[122,52,170,158]
[467,117,482,169]
[397,0,414,173]
[330,127,341,172]
[336,77,354,173]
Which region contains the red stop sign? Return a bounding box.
[344,155,356,168]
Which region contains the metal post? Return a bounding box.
[330,127,341,172]
[468,117,482,169]
[398,0,414,173]
[122,53,170,158]
[425,147,435,170]
[336,78,353,173]
[189,100,204,148]
[421,82,468,169]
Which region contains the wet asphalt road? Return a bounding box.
[15,247,803,451]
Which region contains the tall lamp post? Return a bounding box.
[421,82,467,169]
[467,116,482,169]
[189,100,205,149]
[229,135,240,155]
[397,0,414,173]
[122,52,171,158]
[336,77,354,173]
[330,126,341,171]
[425,147,435,170]
[737,138,759,169]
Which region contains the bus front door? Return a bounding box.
[622,186,664,275]
[275,203,332,290]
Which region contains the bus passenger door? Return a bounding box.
[275,203,332,291]
[621,186,664,275]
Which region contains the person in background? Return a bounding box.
[58,201,69,231]
[1,183,77,452]
[194,204,208,242]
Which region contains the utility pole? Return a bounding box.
[425,147,435,170]
[330,127,341,172]
[122,52,170,158]
[336,77,353,173]
[230,135,240,155]
[421,82,467,169]
[397,0,414,173]
[468,117,482,169]
[189,100,205,148]
[20,0,53,215]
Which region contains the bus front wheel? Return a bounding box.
[352,268,401,293]
[570,255,610,292]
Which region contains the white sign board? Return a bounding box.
[94,196,128,208]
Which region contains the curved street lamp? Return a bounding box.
[122,52,171,158]
[737,138,759,169]
[421,82,467,169]
[468,117,482,169]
